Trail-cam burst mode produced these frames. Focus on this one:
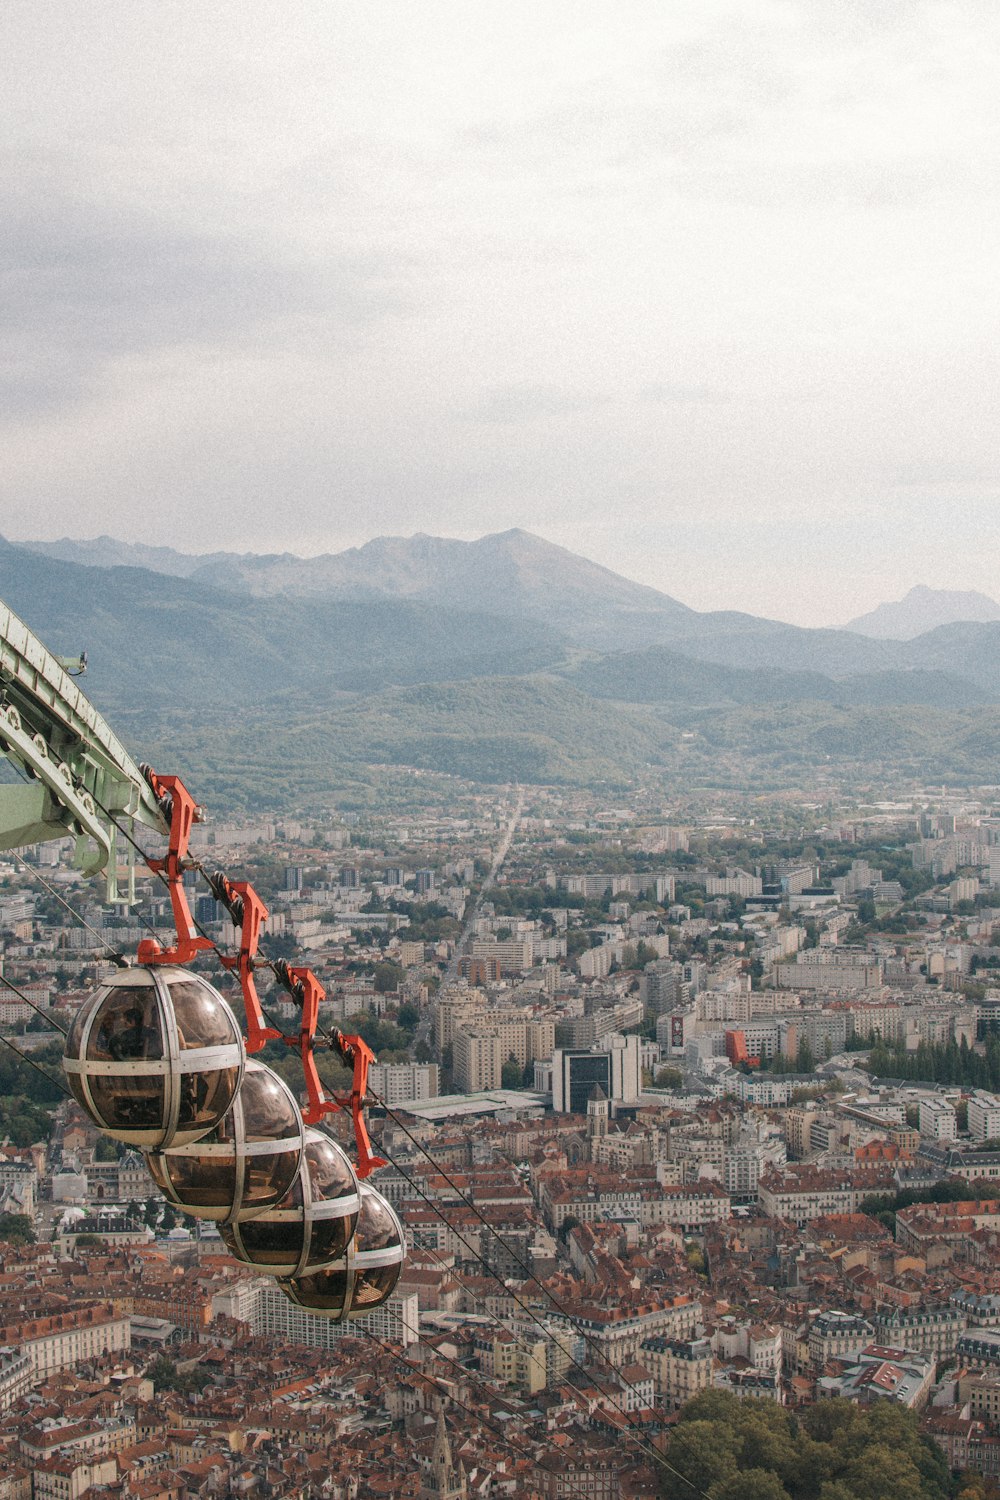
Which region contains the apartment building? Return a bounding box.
[968,1091,1000,1143]
[368,1062,440,1107]
[640,1336,713,1407]
[454,1029,503,1092]
[255,1284,418,1349]
[807,1312,875,1368]
[758,1168,863,1225]
[0,1305,130,1379]
[919,1098,958,1142]
[874,1304,968,1360]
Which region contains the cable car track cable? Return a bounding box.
[355,1324,705,1498]
[371,1094,676,1433]
[88,794,698,1482]
[0,1031,72,1097]
[366,1120,673,1477]
[0,971,68,1034]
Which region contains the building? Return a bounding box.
[420,1410,467,1500]
[551,1036,641,1114]
[369,1062,440,1107]
[816,1346,934,1409]
[874,1305,967,1360]
[254,1283,418,1349]
[808,1312,875,1368]
[0,1305,130,1380]
[640,1335,713,1408]
[968,1091,1000,1144]
[453,1029,503,1093]
[492,1329,547,1395]
[0,1345,31,1413]
[919,1098,958,1142]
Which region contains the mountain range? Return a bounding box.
[4,530,1000,804]
[844,584,1000,640]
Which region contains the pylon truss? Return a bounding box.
[0,597,167,895]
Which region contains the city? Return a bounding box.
[3,781,1000,1496]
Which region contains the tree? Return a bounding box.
[659,1418,739,1499]
[501,1054,522,1090]
[374,961,404,994]
[655,1066,684,1090]
[661,1393,950,1500]
[0,1212,35,1245]
[714,1472,789,1500]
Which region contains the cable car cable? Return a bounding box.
[356,1323,704,1499]
[404,1238,551,1365]
[9,849,130,966]
[372,1095,672,1432]
[0,1031,72,1097]
[366,1122,672,1478]
[88,796,692,1481]
[0,972,68,1034]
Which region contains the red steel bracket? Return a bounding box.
[137,767,215,967]
[207,872,282,1054]
[275,960,387,1179]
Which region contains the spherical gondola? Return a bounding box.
[147,1059,304,1225]
[63,966,245,1150]
[220,1126,360,1278]
[280,1182,405,1320]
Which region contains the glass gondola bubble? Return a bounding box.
[63,966,244,1150]
[280,1182,405,1320]
[219,1127,360,1279]
[147,1059,304,1225]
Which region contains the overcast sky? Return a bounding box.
[2,1,998,625]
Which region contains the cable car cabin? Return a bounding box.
[63,966,245,1150]
[220,1127,360,1279]
[147,1059,304,1225]
[281,1182,404,1320]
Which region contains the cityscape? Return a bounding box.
[4,778,1000,1496]
[3,3,998,1495]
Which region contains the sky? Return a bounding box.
[2,1,998,626]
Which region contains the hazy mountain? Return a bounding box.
[562,647,991,711]
[845,584,1000,639]
[7,530,1000,800]
[21,534,242,579]
[26,532,1000,677]
[0,537,566,712]
[19,528,698,651]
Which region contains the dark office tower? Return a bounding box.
[415,868,435,895]
[195,894,221,925]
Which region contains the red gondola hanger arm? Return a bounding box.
[275,960,386,1179]
[207,872,282,1054]
[327,1027,386,1181]
[137,767,215,966]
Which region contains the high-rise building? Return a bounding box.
[551,1035,641,1114]
[453,1028,503,1092]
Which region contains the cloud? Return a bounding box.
[641,382,733,405]
[884,460,1000,489]
[0,182,410,417]
[462,385,615,424]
